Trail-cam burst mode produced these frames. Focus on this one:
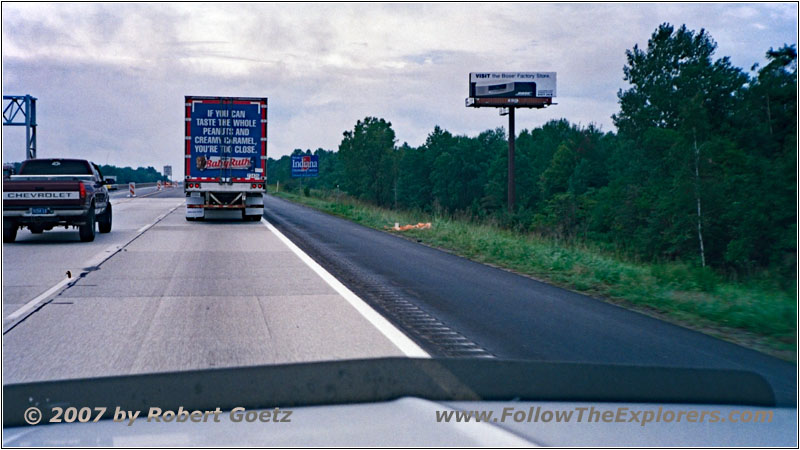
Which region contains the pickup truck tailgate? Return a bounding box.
[3,180,84,208]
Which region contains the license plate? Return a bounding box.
[31,207,52,215]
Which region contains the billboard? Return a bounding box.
[291,155,319,178]
[469,72,557,99]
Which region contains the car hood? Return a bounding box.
[4,397,796,447]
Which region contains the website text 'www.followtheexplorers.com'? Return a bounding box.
[435,406,774,427]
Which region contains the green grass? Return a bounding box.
[269,186,797,361]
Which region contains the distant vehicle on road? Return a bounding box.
[184,96,267,221]
[2,158,113,242]
[105,175,118,190]
[3,163,15,179]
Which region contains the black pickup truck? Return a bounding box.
[3,159,112,242]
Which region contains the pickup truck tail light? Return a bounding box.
[79,182,86,200]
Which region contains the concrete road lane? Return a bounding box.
[3,206,408,383]
[2,195,184,319]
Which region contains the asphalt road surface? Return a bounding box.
[3,189,413,383]
[262,194,797,406]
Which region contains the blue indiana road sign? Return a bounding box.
[291,155,318,178]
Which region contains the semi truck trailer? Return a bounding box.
[184,96,267,221]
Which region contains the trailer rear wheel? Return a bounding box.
[242,209,261,221]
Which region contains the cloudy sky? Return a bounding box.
[2,2,797,177]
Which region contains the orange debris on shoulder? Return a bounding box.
[384,222,432,231]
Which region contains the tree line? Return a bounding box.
[268,24,796,284]
[97,164,166,184]
[5,161,166,184]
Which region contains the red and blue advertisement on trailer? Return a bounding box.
[185,96,267,183]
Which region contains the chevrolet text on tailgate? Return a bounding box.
[2,158,113,242]
[184,96,267,221]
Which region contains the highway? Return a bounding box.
[3,189,418,383]
[2,190,795,406]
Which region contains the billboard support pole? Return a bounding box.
[508,107,516,212]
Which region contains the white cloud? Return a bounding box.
[2,3,796,176]
[725,5,759,19]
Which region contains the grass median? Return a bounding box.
[268,187,796,361]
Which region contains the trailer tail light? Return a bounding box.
[258,184,263,189]
[79,182,86,199]
[251,183,256,188]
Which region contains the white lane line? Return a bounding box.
[261,218,430,358]
[3,202,183,333]
[2,278,72,329]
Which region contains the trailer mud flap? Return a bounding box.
[185,195,204,218]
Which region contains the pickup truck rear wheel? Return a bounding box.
[3,220,17,243]
[79,207,96,242]
[98,203,112,233]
